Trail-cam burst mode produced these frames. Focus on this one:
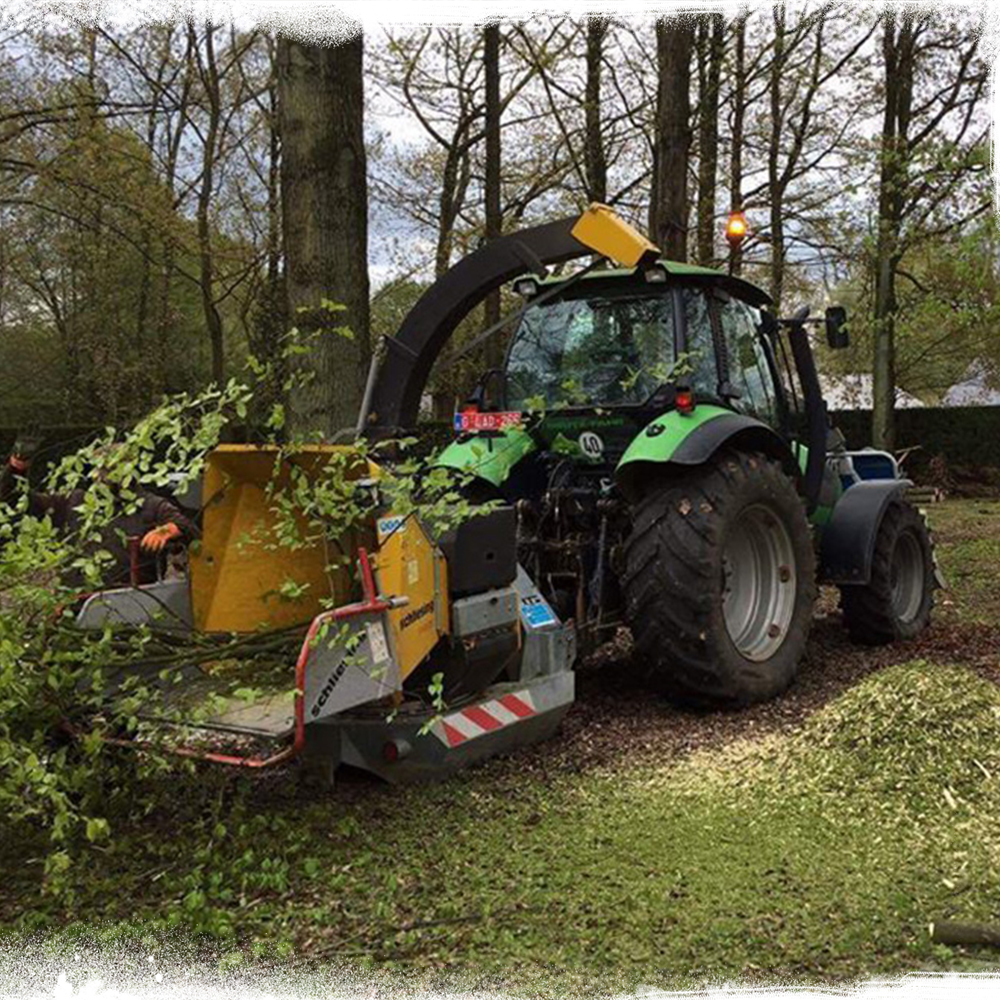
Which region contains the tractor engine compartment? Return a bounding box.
[508,442,632,649]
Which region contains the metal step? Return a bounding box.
[132,667,296,740]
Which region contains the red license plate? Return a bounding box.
[453,410,523,432]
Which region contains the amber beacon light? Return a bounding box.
[725,210,748,249]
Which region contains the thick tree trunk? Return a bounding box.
[767,8,786,311]
[483,23,502,366]
[584,17,608,203]
[192,23,226,386]
[249,43,287,413]
[277,33,371,438]
[728,15,747,277]
[650,17,694,260]
[695,14,723,266]
[872,12,916,451]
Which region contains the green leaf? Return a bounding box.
[85,817,110,843]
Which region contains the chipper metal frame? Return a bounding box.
[79,525,577,781]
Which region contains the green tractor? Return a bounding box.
[66,205,939,779]
[362,204,938,705]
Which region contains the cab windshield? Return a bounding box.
[505,291,686,409]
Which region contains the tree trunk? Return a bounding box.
[872,12,916,451]
[435,139,468,278]
[650,17,694,260]
[191,23,226,386]
[277,32,371,438]
[483,23,503,366]
[767,7,786,311]
[584,17,608,204]
[931,922,1000,948]
[728,14,747,277]
[695,14,723,266]
[249,39,287,416]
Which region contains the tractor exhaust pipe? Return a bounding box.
[354,353,381,439]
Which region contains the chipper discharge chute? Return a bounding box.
[72,201,939,781]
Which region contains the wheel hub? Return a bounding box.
[890,530,925,623]
[721,504,797,661]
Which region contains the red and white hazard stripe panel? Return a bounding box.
[435,690,537,747]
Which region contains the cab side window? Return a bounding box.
[717,296,778,424]
[681,288,718,397]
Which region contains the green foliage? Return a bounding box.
[0,378,252,890]
[824,206,1000,401]
[0,328,486,887]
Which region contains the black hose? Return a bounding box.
[786,320,828,515]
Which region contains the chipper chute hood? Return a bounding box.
[364,203,659,436]
[189,444,379,633]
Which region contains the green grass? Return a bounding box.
[9,659,1000,989]
[3,500,1000,990]
[927,499,1000,625]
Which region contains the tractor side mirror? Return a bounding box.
[825,306,850,349]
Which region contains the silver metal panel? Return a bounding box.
[513,565,560,630]
[303,611,400,722]
[512,565,575,679]
[451,587,518,636]
[75,578,193,632]
[521,626,576,680]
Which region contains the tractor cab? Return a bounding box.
[504,278,680,410]
[502,265,780,427]
[446,262,792,503]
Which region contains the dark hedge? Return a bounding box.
[2,405,998,485]
[831,406,1000,478]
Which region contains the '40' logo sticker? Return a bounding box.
[578,431,604,459]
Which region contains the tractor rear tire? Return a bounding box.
[839,501,934,645]
[622,449,816,705]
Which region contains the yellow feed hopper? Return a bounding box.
[190,445,377,633]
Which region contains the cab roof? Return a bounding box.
[537,259,773,308]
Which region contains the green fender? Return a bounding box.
[616,404,736,466]
[615,404,799,497]
[434,427,537,488]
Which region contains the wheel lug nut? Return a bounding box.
[768,623,781,638]
[779,565,791,583]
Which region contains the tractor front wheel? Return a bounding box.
[839,502,935,645]
[622,450,816,704]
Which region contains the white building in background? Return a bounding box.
[820,373,924,411]
[942,360,1000,407]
